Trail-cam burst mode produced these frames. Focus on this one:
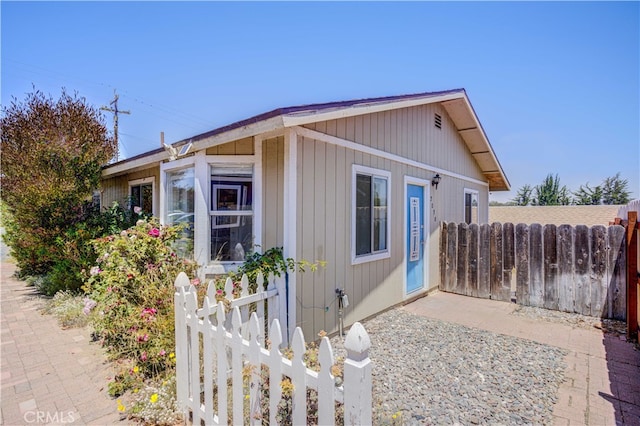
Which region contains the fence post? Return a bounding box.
[173,272,191,416]
[343,322,372,426]
[274,274,288,346]
[627,211,638,340]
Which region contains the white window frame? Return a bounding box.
[159,146,263,275]
[209,162,255,265]
[464,188,479,224]
[128,177,156,216]
[351,164,392,265]
[160,157,196,225]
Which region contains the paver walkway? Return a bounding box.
[403,291,640,426]
[1,261,125,425]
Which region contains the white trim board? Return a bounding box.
[294,126,489,188]
[282,92,465,128]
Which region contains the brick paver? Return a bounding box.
[1,261,125,425]
[403,291,640,426]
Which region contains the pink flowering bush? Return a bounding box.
[83,218,200,396]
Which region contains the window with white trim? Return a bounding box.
[464,189,479,224]
[210,164,253,262]
[166,168,194,258]
[129,177,154,215]
[353,165,391,263]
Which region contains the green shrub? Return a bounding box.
[48,202,147,295]
[85,218,199,395]
[42,291,89,328]
[32,274,57,296]
[10,202,148,296]
[231,246,326,292]
[1,89,116,275]
[120,375,183,425]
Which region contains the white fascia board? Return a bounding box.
[294,126,489,188]
[102,151,167,178]
[102,115,285,179]
[281,92,465,128]
[188,115,285,154]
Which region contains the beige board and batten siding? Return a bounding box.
[262,136,285,250]
[205,137,254,155]
[294,103,489,336]
[101,166,160,214]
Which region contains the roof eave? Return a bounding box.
[102,114,286,178]
[441,96,510,192]
[281,90,466,127]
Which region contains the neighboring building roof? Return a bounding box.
[489,205,623,227]
[102,89,509,190]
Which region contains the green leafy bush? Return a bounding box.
[42,291,89,328]
[48,202,146,295]
[84,218,199,395]
[231,246,326,292]
[120,375,183,426]
[7,202,147,296]
[0,89,116,276]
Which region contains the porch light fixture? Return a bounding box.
[432,173,441,190]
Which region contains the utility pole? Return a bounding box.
[101,90,130,162]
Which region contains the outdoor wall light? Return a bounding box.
[432,173,441,190]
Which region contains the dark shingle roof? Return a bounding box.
[106,89,466,168]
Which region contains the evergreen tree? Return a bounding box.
[573,183,603,205]
[601,173,631,205]
[512,184,534,206]
[533,174,570,206]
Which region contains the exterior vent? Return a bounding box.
[434,113,442,129]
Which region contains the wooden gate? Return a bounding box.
[440,222,627,319]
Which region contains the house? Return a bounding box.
[100,89,510,337]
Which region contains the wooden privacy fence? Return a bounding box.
[174,272,373,425]
[440,222,627,320]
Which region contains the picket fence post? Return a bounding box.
[173,272,190,417]
[343,322,372,425]
[272,274,288,347]
[317,337,336,425]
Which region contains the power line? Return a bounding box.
[100,90,130,162]
[5,59,212,133]
[118,91,212,128]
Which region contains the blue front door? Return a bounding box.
[406,184,425,294]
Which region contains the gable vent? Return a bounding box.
[434,113,442,129]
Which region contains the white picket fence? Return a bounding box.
[174,271,373,425]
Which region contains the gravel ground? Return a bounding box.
[511,304,628,336]
[330,308,568,425]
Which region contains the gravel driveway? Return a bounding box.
[331,308,567,425]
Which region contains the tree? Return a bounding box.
[1,89,116,275]
[573,183,603,205]
[533,174,570,206]
[601,172,631,205]
[512,184,534,206]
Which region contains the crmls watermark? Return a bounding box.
[23,411,76,424]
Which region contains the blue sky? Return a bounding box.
[2,1,638,203]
